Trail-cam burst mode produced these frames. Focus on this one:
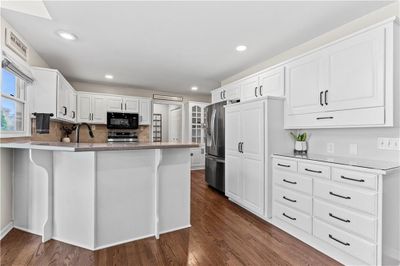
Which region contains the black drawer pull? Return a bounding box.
[329,191,351,200]
[329,234,350,246]
[329,213,350,223]
[316,116,334,120]
[341,175,365,183]
[283,179,297,185]
[305,168,322,174]
[282,213,296,220]
[283,196,297,203]
[278,163,290,168]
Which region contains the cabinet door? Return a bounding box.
[91,95,107,124]
[240,101,264,160]
[242,157,264,215]
[225,154,242,201]
[240,76,259,102]
[324,27,385,112]
[106,96,123,112]
[258,66,284,97]
[225,83,241,101]
[211,88,223,103]
[124,97,139,113]
[77,93,91,123]
[69,89,77,123]
[225,105,241,155]
[286,53,324,115]
[56,74,69,119]
[139,99,151,125]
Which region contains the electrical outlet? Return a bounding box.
[327,143,334,153]
[377,137,400,150]
[377,138,387,150]
[349,144,358,155]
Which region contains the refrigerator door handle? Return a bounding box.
[210,108,216,148]
[205,155,225,163]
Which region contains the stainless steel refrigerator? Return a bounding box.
[204,101,226,192]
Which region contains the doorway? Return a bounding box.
[152,102,183,142]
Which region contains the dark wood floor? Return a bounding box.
[1,170,340,265]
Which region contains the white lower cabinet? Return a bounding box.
[271,155,399,265]
[190,146,205,170]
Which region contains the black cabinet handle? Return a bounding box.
[63,106,67,116]
[259,85,263,96]
[305,168,322,174]
[220,91,223,99]
[282,213,296,220]
[254,87,258,97]
[283,196,297,203]
[325,90,328,105]
[240,142,244,153]
[329,191,351,200]
[223,90,226,99]
[121,102,123,110]
[125,103,127,110]
[320,91,324,106]
[72,111,76,119]
[329,213,350,223]
[283,179,297,185]
[341,175,365,183]
[316,116,334,120]
[237,142,241,152]
[329,234,350,246]
[277,163,290,168]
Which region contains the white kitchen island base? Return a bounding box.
[11,146,192,250]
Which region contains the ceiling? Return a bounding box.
[1,1,394,95]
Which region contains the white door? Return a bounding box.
[225,105,241,155]
[225,83,241,101]
[106,96,123,112]
[225,154,242,201]
[240,101,264,214]
[77,93,91,123]
[169,107,182,142]
[286,52,324,115]
[69,88,77,122]
[258,67,285,97]
[324,27,385,112]
[57,74,69,119]
[211,88,223,103]
[124,97,139,113]
[240,76,259,102]
[139,99,151,125]
[91,95,106,123]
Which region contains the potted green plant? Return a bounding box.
[290,131,308,153]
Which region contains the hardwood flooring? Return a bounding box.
[1,170,340,265]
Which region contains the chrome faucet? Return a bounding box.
[75,123,94,143]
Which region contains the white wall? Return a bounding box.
[0,16,49,235]
[221,2,400,163]
[153,104,169,141]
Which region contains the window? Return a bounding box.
[1,68,27,133]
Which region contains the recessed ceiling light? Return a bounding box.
[236,45,247,52]
[105,74,114,80]
[191,86,198,91]
[56,30,77,41]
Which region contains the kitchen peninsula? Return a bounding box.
[0,141,198,250]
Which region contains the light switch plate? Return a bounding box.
[327,143,334,153]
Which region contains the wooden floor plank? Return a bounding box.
[0,170,340,265]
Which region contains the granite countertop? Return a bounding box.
[0,141,199,152]
[273,153,400,172]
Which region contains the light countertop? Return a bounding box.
[273,153,400,172]
[0,141,199,152]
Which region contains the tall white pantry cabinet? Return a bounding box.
[225,98,292,217]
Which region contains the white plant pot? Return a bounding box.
[295,141,307,152]
[62,137,71,143]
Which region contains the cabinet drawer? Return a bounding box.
[298,162,330,179]
[332,168,377,190]
[314,180,377,215]
[274,171,312,195]
[273,202,312,234]
[314,199,377,242]
[274,186,312,214]
[273,158,297,172]
[313,219,376,265]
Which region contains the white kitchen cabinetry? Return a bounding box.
[211,84,241,104]
[77,92,106,124]
[139,98,151,125]
[187,102,208,170]
[211,87,225,103]
[31,67,77,123]
[285,19,396,128]
[225,101,265,215]
[271,155,400,265]
[240,76,259,102]
[106,96,139,113]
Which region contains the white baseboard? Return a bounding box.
[0,222,14,240]
[94,233,155,251]
[159,224,191,235]
[13,225,41,237]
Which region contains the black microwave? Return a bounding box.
[107,112,139,129]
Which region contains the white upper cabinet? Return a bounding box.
[31,67,77,123]
[240,76,259,102]
[225,82,241,101]
[211,87,225,103]
[258,66,285,98]
[91,95,107,123]
[77,93,91,123]
[284,20,395,128]
[139,98,151,125]
[286,53,324,115]
[77,92,106,124]
[124,97,139,113]
[323,26,385,112]
[106,96,123,112]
